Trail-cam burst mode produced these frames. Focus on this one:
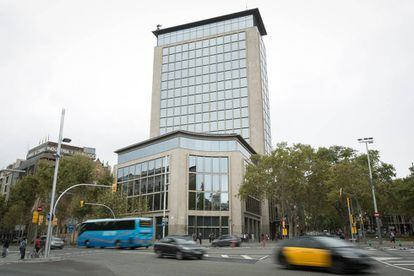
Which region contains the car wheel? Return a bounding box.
[145,246,149,249]
[198,255,203,260]
[115,241,122,249]
[176,251,184,260]
[155,249,163,258]
[330,259,347,275]
[85,241,91,248]
[278,252,290,269]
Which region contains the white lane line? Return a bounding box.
[389,261,414,263]
[374,257,401,261]
[204,254,209,257]
[259,255,269,261]
[241,255,252,260]
[373,258,414,273]
[221,255,229,258]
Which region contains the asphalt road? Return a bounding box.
[1,244,413,275]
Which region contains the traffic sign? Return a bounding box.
[46,213,53,221]
[68,225,74,233]
[374,212,380,218]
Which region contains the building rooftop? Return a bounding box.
[152,8,267,37]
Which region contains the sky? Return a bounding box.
[0,0,413,177]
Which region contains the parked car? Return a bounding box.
[211,235,241,247]
[275,236,373,274]
[40,235,64,249]
[153,236,205,260]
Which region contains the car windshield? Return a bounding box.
[175,238,197,245]
[314,237,353,248]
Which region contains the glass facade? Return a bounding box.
[188,155,229,212]
[188,215,229,238]
[117,136,252,164]
[159,31,250,142]
[157,15,253,46]
[116,156,169,212]
[259,37,272,154]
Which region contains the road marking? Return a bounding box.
[389,261,414,263]
[259,255,268,261]
[373,257,414,273]
[374,257,401,261]
[221,255,229,258]
[241,255,252,260]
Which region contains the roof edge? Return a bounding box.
[114,130,256,155]
[152,8,266,37]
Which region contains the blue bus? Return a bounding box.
[77,217,153,249]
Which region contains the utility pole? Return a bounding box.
[358,137,382,245]
[346,196,354,242]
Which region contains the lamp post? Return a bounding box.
[45,109,71,258]
[83,202,116,219]
[358,137,382,245]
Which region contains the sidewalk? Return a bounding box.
[0,245,62,265]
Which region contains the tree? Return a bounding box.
[239,142,399,237]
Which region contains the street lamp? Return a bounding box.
[358,137,382,245]
[45,109,70,258]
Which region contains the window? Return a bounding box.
[188,156,229,211]
[117,157,170,211]
[158,31,249,139]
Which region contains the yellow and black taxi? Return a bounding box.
[275,236,373,274]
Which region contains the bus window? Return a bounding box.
[139,220,152,228]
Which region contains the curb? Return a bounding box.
[0,257,63,266]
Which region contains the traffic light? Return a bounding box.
[80,200,84,207]
[32,211,39,224]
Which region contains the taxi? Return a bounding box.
[275,236,373,274]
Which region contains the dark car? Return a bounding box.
[154,236,205,260]
[275,236,373,274]
[211,235,241,247]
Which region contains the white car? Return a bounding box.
[40,236,65,249]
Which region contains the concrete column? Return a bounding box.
[229,152,243,236]
[168,149,187,235]
[246,27,265,155]
[149,46,162,138]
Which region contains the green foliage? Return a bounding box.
[0,154,145,232]
[239,143,403,236]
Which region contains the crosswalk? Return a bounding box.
[373,256,414,272]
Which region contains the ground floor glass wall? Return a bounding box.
[188,215,229,239]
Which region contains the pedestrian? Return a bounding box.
[19,237,27,260]
[198,233,202,245]
[34,236,41,257]
[390,231,396,244]
[192,233,197,242]
[260,233,266,248]
[2,238,9,258]
[208,232,213,243]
